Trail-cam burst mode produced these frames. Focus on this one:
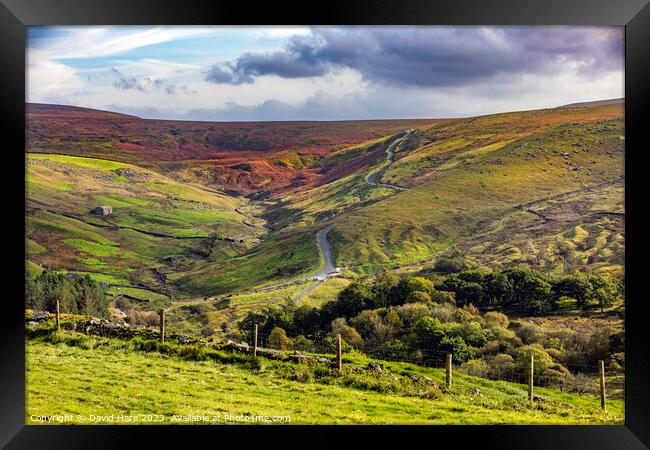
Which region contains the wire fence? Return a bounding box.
[242,326,621,399]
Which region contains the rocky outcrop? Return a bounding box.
[31,311,50,321]
[91,205,113,216]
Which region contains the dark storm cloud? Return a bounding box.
[205,27,623,87]
[206,42,329,85]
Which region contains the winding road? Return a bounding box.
[366,130,412,190]
[292,225,336,303]
[291,130,413,303]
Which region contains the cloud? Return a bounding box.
[108,68,194,95]
[27,26,624,121]
[205,26,623,88]
[30,26,216,61]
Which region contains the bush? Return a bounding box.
[267,327,293,350]
[515,323,543,345]
[483,311,509,329]
[292,335,315,351]
[428,303,456,323]
[434,256,466,273]
[406,291,431,303]
[460,358,489,377]
[514,345,554,377]
[488,353,516,376]
[331,318,363,348]
[430,290,456,304]
[440,335,472,363]
[395,303,431,326]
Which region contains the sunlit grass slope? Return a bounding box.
[328,104,624,275]
[26,153,262,293]
[26,338,622,425]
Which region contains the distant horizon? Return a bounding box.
[27,97,624,123]
[27,26,624,121]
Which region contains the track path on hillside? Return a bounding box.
[290,130,413,303]
[366,130,413,190]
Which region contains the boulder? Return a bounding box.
[316,357,335,367]
[91,205,113,216]
[31,311,50,321]
[223,340,251,353]
[62,322,77,331]
[256,348,287,360]
[27,321,39,328]
[367,361,384,372]
[288,351,311,364]
[469,387,483,396]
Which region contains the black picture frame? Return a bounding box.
[2,0,648,448]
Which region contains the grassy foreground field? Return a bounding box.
[26,335,622,425]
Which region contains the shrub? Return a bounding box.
[439,335,472,363]
[460,358,489,377]
[489,353,516,376]
[514,344,554,377]
[395,303,431,326]
[373,339,410,360]
[292,335,315,351]
[430,290,456,304]
[515,323,543,344]
[434,256,466,273]
[483,311,509,329]
[331,319,363,348]
[267,327,293,350]
[406,291,432,303]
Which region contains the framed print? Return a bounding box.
[1,0,649,447]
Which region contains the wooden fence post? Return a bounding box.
[599,360,607,411]
[336,334,342,371]
[159,308,165,343]
[55,298,60,331]
[528,354,534,401]
[253,324,258,357]
[446,353,453,388]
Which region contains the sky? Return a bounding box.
[26,26,624,121]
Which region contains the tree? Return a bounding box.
[27,269,109,316]
[552,274,593,308]
[25,274,43,310]
[484,272,513,306]
[267,327,293,350]
[389,276,436,305]
[350,310,393,345]
[329,282,376,318]
[370,270,398,307]
[502,267,555,314]
[292,305,320,336]
[457,282,484,306]
[587,275,618,312]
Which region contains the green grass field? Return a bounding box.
[26,335,622,425]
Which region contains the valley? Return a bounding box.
[26,100,624,337]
